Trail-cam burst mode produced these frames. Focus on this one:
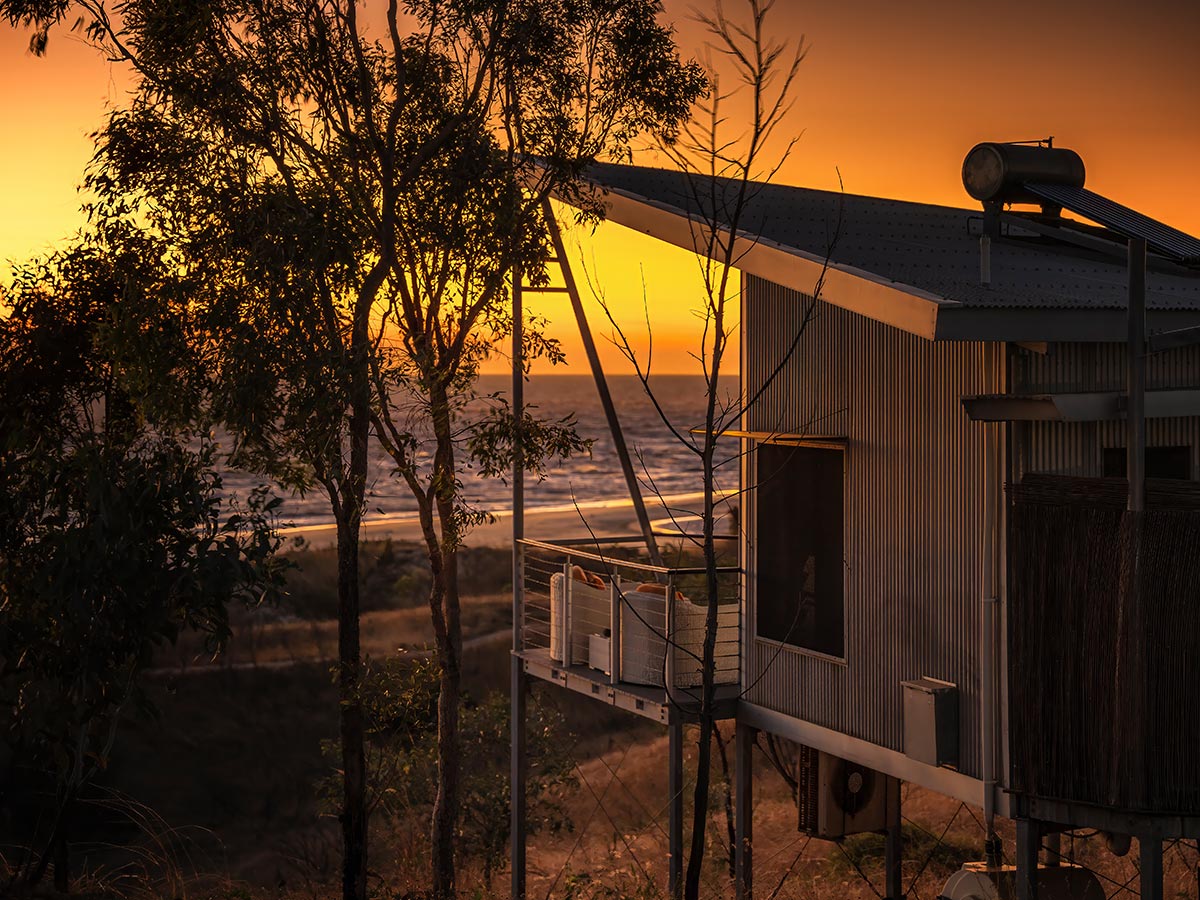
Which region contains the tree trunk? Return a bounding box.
[685,579,719,898]
[684,419,723,900]
[714,725,737,879]
[53,825,68,893]
[336,508,367,900]
[429,386,464,900]
[27,789,70,890]
[338,313,372,900]
[430,610,461,899]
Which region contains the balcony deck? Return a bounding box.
[515,537,742,726]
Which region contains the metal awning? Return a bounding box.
[963,388,1200,422]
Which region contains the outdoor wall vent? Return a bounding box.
[901,676,959,768]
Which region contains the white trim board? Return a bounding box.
[738,700,1012,818]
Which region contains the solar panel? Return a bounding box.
[1025,182,1200,265]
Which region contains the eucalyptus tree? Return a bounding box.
[360,8,704,895]
[2,1,705,897]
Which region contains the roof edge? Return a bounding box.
[562,174,1200,343]
[572,181,952,341]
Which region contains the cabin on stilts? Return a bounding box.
[509,143,1200,900]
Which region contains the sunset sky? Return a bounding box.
[2,0,1198,374]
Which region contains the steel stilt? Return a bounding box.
[734,722,754,900]
[884,777,902,900]
[669,715,684,898]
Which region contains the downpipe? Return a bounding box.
[980,344,1002,849]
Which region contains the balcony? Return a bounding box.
[514,537,741,723]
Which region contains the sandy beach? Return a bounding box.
[280,490,737,549]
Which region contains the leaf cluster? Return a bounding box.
[467,397,593,482]
[320,658,576,884]
[66,0,706,530]
[0,238,286,835]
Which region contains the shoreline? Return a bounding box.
[281,490,738,549]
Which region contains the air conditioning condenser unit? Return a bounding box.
[796,746,889,840]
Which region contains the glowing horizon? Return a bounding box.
[3,0,1198,376]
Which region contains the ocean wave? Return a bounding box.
[219,373,739,528]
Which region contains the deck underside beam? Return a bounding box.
[518,649,739,725]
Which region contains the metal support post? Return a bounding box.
[512,264,525,592]
[609,575,622,684]
[1140,836,1163,900]
[542,199,663,566]
[510,656,527,900]
[563,561,574,667]
[1042,831,1061,866]
[1127,237,1147,513]
[1015,818,1040,900]
[884,777,902,900]
[665,574,676,697]
[668,714,684,899]
[734,722,754,900]
[981,389,1000,839]
[1122,237,1148,801]
[510,267,527,899]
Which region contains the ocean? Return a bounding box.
[221,374,740,529]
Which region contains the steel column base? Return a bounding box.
[668,716,684,899]
[1016,818,1040,900]
[510,657,527,900]
[735,723,754,900]
[884,777,902,900]
[1140,836,1163,900]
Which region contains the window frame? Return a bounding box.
[750,437,849,665]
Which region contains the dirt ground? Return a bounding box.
[487,727,1200,900]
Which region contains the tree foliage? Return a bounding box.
[0,234,285,889]
[321,657,576,889]
[4,0,705,895]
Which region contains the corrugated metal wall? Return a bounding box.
[743,275,1001,780]
[1013,343,1200,479]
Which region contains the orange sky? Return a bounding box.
[2,0,1198,374]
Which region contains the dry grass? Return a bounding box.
[153,593,511,671]
[422,720,1200,900]
[43,530,1200,900]
[38,695,1200,900]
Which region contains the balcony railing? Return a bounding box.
[515,537,740,714]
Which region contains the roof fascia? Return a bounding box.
[934,307,1200,342]
[588,184,953,340]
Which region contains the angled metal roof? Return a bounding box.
[577,162,1200,342]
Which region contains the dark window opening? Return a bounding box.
[755,443,844,658]
[1101,445,1192,481]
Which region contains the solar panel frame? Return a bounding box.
[1024,182,1200,265]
